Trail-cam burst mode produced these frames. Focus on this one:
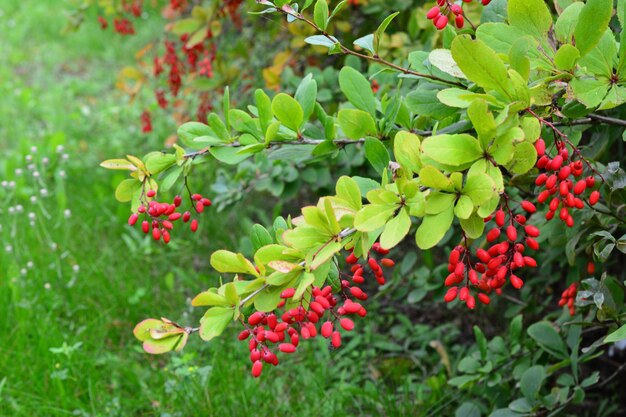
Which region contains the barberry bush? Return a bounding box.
[101,0,626,415]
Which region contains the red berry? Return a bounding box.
[279,343,296,353]
[587,261,595,275]
[506,225,518,241]
[589,190,600,205]
[346,253,358,264]
[585,176,596,188]
[524,225,540,238]
[495,210,506,227]
[252,360,263,377]
[321,321,333,338]
[521,201,536,213]
[450,4,462,14]
[486,228,501,242]
[534,139,546,156]
[331,331,342,348]
[510,275,524,289]
[248,312,264,326]
[238,330,250,340]
[173,195,182,206]
[141,220,149,234]
[128,213,139,226]
[478,293,490,305]
[444,287,458,302]
[152,228,161,241]
[426,6,440,19]
[183,211,191,222]
[435,15,449,30]
[280,288,295,299]
[201,198,212,207]
[340,318,354,331]
[192,194,202,201]
[146,189,156,198]
[190,219,198,232]
[455,15,464,28]
[381,258,395,268]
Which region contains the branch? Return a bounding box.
[276,4,464,88]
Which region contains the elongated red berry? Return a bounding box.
[486,228,501,242]
[248,312,264,326]
[455,15,464,28]
[331,331,342,348]
[478,293,490,305]
[128,213,139,226]
[506,225,518,241]
[252,360,263,377]
[146,189,156,198]
[381,258,395,268]
[524,225,540,238]
[589,190,600,205]
[510,274,524,289]
[521,201,536,213]
[587,261,595,275]
[340,318,354,331]
[534,139,546,156]
[173,195,182,206]
[152,228,161,241]
[321,321,333,338]
[279,343,296,353]
[190,219,198,232]
[444,287,458,302]
[466,295,476,309]
[280,288,295,299]
[435,15,448,29]
[585,176,596,188]
[495,210,506,227]
[426,6,440,19]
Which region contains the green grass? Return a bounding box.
[0,2,441,416]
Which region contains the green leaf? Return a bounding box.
[468,99,496,149]
[304,35,339,48]
[507,0,552,39]
[554,2,584,43]
[506,142,537,175]
[191,290,231,307]
[295,74,318,121]
[473,326,488,360]
[394,131,422,174]
[313,0,329,31]
[554,44,580,71]
[451,36,513,98]
[142,332,187,354]
[354,34,374,55]
[100,159,136,171]
[210,146,250,165]
[425,192,456,215]
[146,153,176,175]
[455,402,481,417]
[380,209,411,250]
[335,176,363,211]
[454,195,474,220]
[604,323,626,343]
[115,179,141,203]
[520,365,546,400]
[421,134,483,169]
[338,109,377,140]
[251,224,274,251]
[339,66,377,116]
[429,49,466,79]
[574,0,613,57]
[199,307,234,341]
[415,206,454,249]
[374,12,400,54]
[364,137,389,174]
[255,89,273,134]
[354,204,397,232]
[418,166,454,191]
[178,122,217,149]
[210,250,259,277]
[460,213,485,239]
[527,322,568,359]
[272,93,304,133]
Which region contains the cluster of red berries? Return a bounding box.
[127,190,211,243]
[345,242,395,286]
[239,243,395,377]
[426,0,491,30]
[534,138,600,227]
[558,283,578,316]
[95,0,245,129]
[444,202,540,308]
